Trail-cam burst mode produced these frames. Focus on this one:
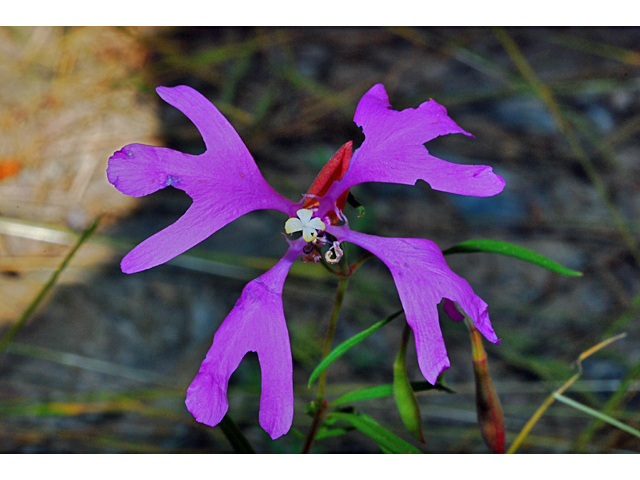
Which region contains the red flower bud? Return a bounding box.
[467,318,505,454]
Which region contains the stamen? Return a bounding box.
[301,193,321,201]
[302,250,322,263]
[325,241,343,264]
[313,235,327,248]
[334,208,348,225]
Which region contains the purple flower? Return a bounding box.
[107,84,505,439]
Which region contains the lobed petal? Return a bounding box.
[297,208,313,223]
[308,217,326,231]
[107,144,189,197]
[185,247,300,439]
[284,217,303,234]
[324,84,505,206]
[301,227,317,243]
[327,225,499,384]
[442,298,465,322]
[107,86,296,273]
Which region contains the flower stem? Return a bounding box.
[219,414,256,453]
[318,276,349,399]
[302,260,350,453]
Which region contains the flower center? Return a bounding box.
[284,208,326,243]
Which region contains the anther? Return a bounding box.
[325,241,343,264]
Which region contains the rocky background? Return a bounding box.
[1,27,639,453]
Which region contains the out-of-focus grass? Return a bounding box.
[0,216,101,355]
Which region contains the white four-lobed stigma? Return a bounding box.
[284,208,326,242]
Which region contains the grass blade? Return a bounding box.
[553,393,640,440]
[506,333,627,453]
[0,215,102,355]
[329,411,422,454]
[308,309,403,388]
[442,239,583,277]
[330,380,454,407]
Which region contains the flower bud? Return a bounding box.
[393,323,425,443]
[467,318,505,454]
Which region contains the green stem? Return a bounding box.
[219,414,256,453]
[317,276,349,399]
[302,260,350,453]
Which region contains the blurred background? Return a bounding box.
[1,26,639,453]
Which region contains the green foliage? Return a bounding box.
[307,309,404,388]
[442,239,583,277]
[553,393,640,440]
[329,411,422,454]
[331,381,453,407]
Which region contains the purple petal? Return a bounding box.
[107,86,296,273]
[442,298,465,322]
[328,225,499,384]
[324,84,505,205]
[185,248,300,439]
[155,86,255,160]
[107,144,188,197]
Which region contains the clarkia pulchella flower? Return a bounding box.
[107,84,505,439]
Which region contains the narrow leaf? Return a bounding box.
[315,426,353,441]
[553,393,640,439]
[308,309,403,387]
[330,380,454,407]
[442,239,583,277]
[329,412,422,454]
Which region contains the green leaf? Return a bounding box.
[315,426,354,441]
[442,239,583,277]
[308,309,403,388]
[330,380,454,407]
[332,385,394,406]
[553,393,640,439]
[329,412,422,454]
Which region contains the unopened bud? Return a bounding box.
[466,317,505,454]
[393,323,425,443]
